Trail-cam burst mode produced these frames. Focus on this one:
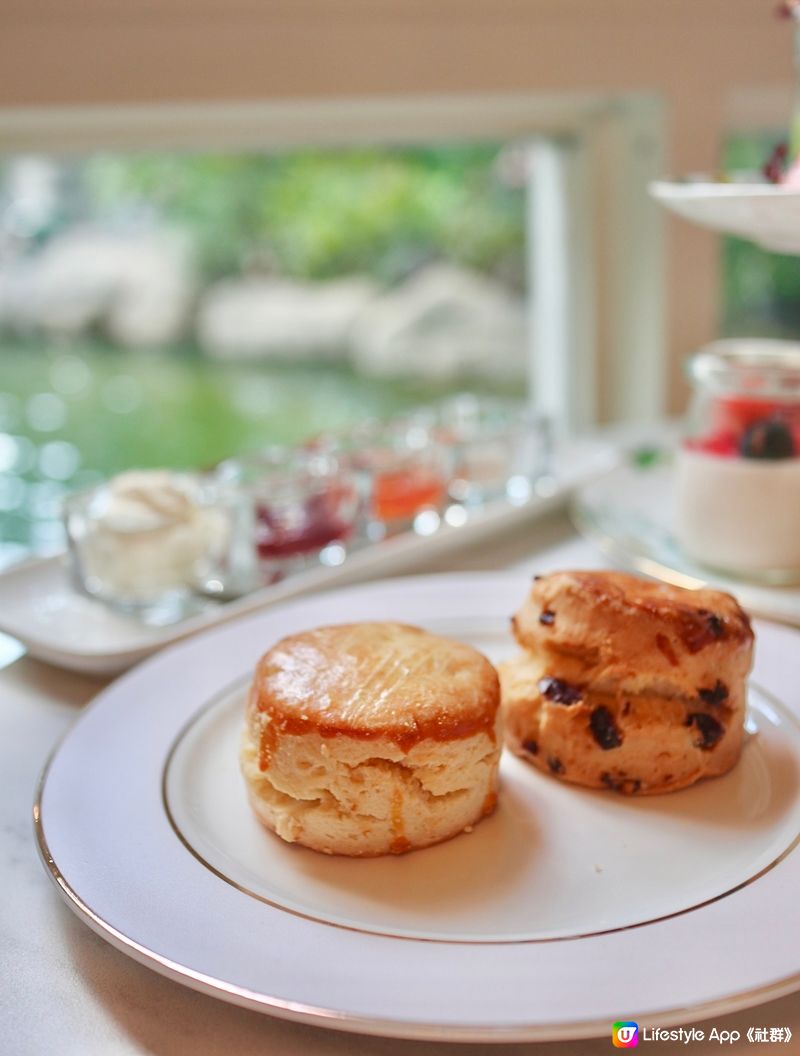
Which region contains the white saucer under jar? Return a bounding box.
[675,340,800,584]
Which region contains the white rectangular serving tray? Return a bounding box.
[0,439,619,674]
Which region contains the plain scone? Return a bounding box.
[241,622,501,856]
[501,571,754,794]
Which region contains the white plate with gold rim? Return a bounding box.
[35,573,800,1042]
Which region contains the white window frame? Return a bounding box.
[0,92,666,434]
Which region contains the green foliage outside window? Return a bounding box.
[86,146,525,288]
[722,133,800,337]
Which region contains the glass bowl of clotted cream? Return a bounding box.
[63,469,232,624]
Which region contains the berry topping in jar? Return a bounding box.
[739,417,796,460]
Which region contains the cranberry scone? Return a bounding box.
[500,571,754,795]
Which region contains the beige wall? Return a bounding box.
[0,0,794,411]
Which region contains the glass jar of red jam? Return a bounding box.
[675,340,800,582]
[216,447,361,584]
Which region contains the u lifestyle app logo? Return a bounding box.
[612,1021,639,1048]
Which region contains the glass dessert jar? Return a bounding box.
[63,469,232,623]
[675,340,800,582]
[215,447,360,585]
[432,394,550,506]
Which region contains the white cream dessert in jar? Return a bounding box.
[63,469,230,620]
[675,341,800,582]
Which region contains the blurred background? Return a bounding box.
[0,0,797,556]
[0,144,527,551]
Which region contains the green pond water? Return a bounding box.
[0,340,516,550]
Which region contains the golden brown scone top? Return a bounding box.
[512,570,754,693]
[249,622,500,750]
[516,570,753,645]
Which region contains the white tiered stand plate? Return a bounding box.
[651,179,800,254]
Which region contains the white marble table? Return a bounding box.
[2,512,799,1056]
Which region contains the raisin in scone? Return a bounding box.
[500,571,754,795]
[241,622,501,855]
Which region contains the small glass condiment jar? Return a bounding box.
[320,418,453,537]
[432,393,551,506]
[214,446,360,587]
[63,469,232,624]
[675,339,800,582]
